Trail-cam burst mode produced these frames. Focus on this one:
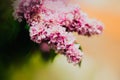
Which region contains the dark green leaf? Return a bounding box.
[79,45,83,51]
[25,24,30,30]
[78,60,82,67]
[50,49,57,62]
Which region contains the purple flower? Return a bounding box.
[13,0,42,22]
[13,0,104,65]
[66,44,83,64]
[57,5,104,36]
[29,22,47,43]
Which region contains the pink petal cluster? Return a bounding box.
[57,5,103,36]
[30,24,83,64]
[13,0,103,65]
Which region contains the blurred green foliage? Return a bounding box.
[0,0,57,80]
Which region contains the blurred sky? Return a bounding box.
[3,0,120,80]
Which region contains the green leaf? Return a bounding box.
[25,24,30,30]
[49,49,57,62]
[79,45,83,51]
[40,49,57,62]
[78,60,82,67]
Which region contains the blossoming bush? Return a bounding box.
[13,0,103,65]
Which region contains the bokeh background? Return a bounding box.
[0,0,120,80]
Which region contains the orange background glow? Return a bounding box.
[77,0,120,79]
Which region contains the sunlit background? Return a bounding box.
[0,0,120,80]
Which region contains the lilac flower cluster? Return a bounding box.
[57,5,103,36]
[30,23,83,64]
[13,0,103,65]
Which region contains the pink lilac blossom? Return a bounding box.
[13,0,42,22]
[57,5,103,36]
[13,0,103,65]
[66,44,83,64]
[29,22,47,43]
[30,24,83,64]
[40,42,50,52]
